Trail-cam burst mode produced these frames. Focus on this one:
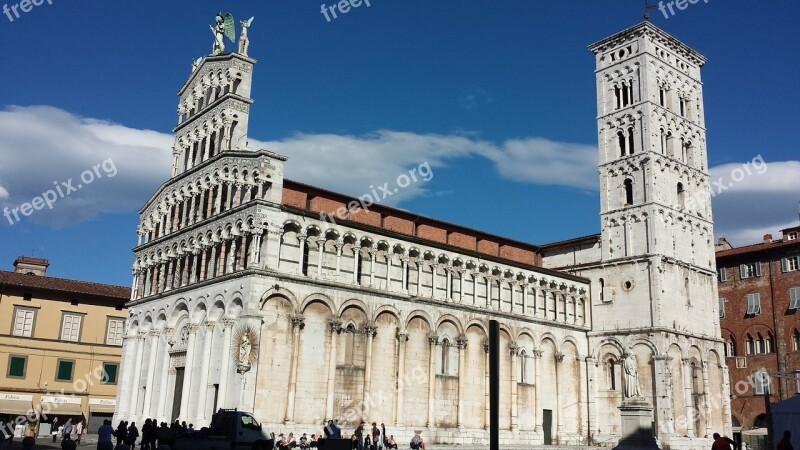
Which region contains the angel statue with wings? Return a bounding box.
[211,12,236,55]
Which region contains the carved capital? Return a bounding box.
[456,337,468,350]
[555,352,565,363]
[508,343,519,357]
[148,329,162,338]
[137,331,148,340]
[291,314,305,329]
[188,324,200,334]
[428,333,439,346]
[363,323,378,337]
[204,321,216,332]
[533,350,543,359]
[329,318,343,334]
[396,329,409,342]
[221,318,237,329]
[162,327,175,340]
[483,340,489,354]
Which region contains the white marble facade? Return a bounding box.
[115,21,729,450]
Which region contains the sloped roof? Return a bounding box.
[0,270,130,300]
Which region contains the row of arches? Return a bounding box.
[178,65,246,123]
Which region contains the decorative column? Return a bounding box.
[248,230,263,269]
[116,334,135,418]
[484,340,490,430]
[216,318,235,409]
[316,238,326,278]
[178,324,199,420]
[510,343,519,431]
[285,315,305,424]
[521,284,528,314]
[427,333,438,428]
[584,356,598,445]
[533,350,543,432]
[555,352,565,442]
[485,277,492,308]
[472,273,478,305]
[363,323,377,417]
[141,329,161,417]
[227,238,238,273]
[369,247,377,287]
[128,332,146,418]
[416,260,422,295]
[430,265,437,299]
[326,319,342,420]
[155,328,174,423]
[701,361,712,438]
[395,330,409,427]
[196,321,216,423]
[456,337,467,429]
[352,246,362,284]
[682,358,695,437]
[335,241,344,280]
[652,355,674,441]
[385,254,391,290]
[458,270,465,302]
[509,281,515,313]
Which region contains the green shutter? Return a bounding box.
[103,364,118,384]
[8,356,25,377]
[56,360,73,381]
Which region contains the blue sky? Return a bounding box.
[0,1,798,286]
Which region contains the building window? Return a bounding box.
[782,256,799,272]
[740,262,762,279]
[766,333,775,354]
[614,85,621,110]
[106,318,125,346]
[627,127,635,155]
[60,313,83,342]
[794,330,800,352]
[624,179,634,206]
[608,359,617,390]
[440,339,450,375]
[746,293,762,315]
[754,370,770,395]
[677,183,686,208]
[101,363,119,384]
[746,335,755,355]
[789,288,800,310]
[659,86,666,107]
[618,130,626,157]
[7,355,27,378]
[719,298,725,319]
[756,334,765,354]
[12,307,36,337]
[727,338,736,357]
[718,267,727,282]
[788,232,798,241]
[55,359,75,382]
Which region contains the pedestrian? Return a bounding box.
[75,420,84,445]
[52,417,60,443]
[371,423,380,450]
[63,419,74,442]
[126,422,139,450]
[380,423,386,449]
[711,433,735,450]
[115,422,128,447]
[22,435,35,450]
[98,419,114,450]
[354,423,364,450]
[778,430,794,450]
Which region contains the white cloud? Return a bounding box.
[709,158,800,245]
[0,106,172,227]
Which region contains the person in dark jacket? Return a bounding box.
[115,422,128,447]
[125,422,139,450]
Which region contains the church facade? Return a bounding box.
[114,20,730,449]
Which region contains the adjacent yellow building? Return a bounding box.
[0,257,129,435]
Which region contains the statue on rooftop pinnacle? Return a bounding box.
[211,12,236,56]
[239,17,254,56]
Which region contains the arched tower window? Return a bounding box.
[766,333,774,353]
[793,330,800,351]
[659,86,666,107]
[627,127,635,155]
[441,338,450,374]
[659,128,667,154]
[756,333,765,354]
[727,337,736,357]
[627,80,634,105]
[519,350,527,383]
[614,85,621,110]
[677,183,685,209]
[618,130,626,157]
[624,179,634,206]
[621,81,629,107]
[599,278,605,302]
[608,359,617,390]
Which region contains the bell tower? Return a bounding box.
[589,22,717,334]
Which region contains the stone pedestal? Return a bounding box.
[613,397,660,450]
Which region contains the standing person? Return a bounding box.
[380,423,386,449]
[354,423,364,450]
[126,422,139,450]
[777,431,794,450]
[371,423,380,450]
[115,422,128,447]
[52,417,60,443]
[98,419,115,450]
[63,419,74,442]
[75,420,84,445]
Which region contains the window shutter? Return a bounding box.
[790,288,800,310]
[719,298,725,318]
[755,262,762,277]
[755,293,761,314]
[740,264,747,279]
[782,258,789,272]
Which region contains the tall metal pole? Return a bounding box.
[489,320,499,450]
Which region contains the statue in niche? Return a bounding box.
[622,353,642,399]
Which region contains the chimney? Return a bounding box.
[13,256,49,276]
[715,237,732,251]
[763,234,773,243]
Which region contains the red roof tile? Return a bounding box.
[716,239,800,258]
[0,270,130,300]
